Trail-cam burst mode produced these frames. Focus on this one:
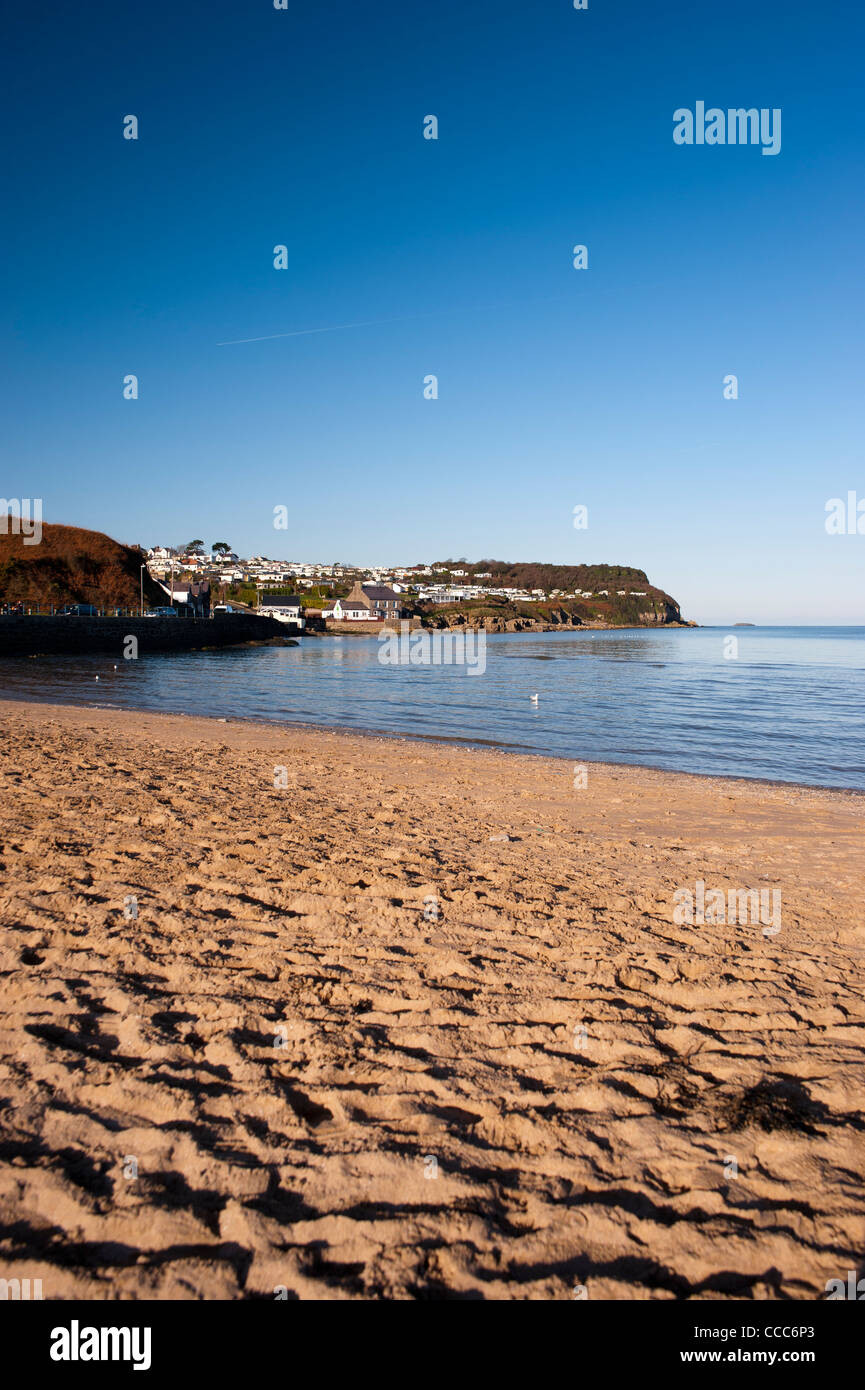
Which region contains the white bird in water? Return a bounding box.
[530,693,538,704]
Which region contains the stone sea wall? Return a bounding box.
[0,613,289,658]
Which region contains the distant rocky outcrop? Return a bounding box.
[419,592,684,634]
[0,522,166,609]
[416,561,684,630]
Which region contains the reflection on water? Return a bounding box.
[0,627,863,789]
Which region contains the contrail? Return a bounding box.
[216,295,566,347]
[217,314,426,346]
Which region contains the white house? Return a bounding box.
[257,593,306,629]
[322,597,372,621]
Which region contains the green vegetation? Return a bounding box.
[223,582,259,608]
[302,583,348,607]
[412,592,679,629]
[432,559,652,589]
[417,559,681,625]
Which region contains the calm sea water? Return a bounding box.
[1,627,863,790]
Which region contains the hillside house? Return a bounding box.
[323,595,372,621]
[359,582,400,619]
[258,593,306,629]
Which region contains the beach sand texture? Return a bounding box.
[0,700,863,1300]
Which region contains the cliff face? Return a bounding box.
[639,599,683,625]
[0,522,166,608]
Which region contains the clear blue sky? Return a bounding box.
[2,0,862,623]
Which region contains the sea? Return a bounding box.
[1,626,863,790]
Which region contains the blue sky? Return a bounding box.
[2,0,862,623]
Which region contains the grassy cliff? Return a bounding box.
[0,522,166,608]
[418,561,683,628]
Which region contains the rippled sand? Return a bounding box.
[0,699,863,1300]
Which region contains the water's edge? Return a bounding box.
[1,693,861,800]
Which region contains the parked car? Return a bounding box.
[144,606,178,617]
[59,603,99,616]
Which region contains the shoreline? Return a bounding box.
[0,694,861,801]
[308,620,698,635]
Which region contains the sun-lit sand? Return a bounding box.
[0,699,863,1300]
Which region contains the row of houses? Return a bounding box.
[415,584,546,603]
[259,579,650,626]
[259,581,402,628]
[146,549,652,622]
[146,548,358,590]
[413,584,647,603]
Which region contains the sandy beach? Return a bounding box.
[0,698,863,1301]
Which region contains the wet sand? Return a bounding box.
[0,699,863,1300]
